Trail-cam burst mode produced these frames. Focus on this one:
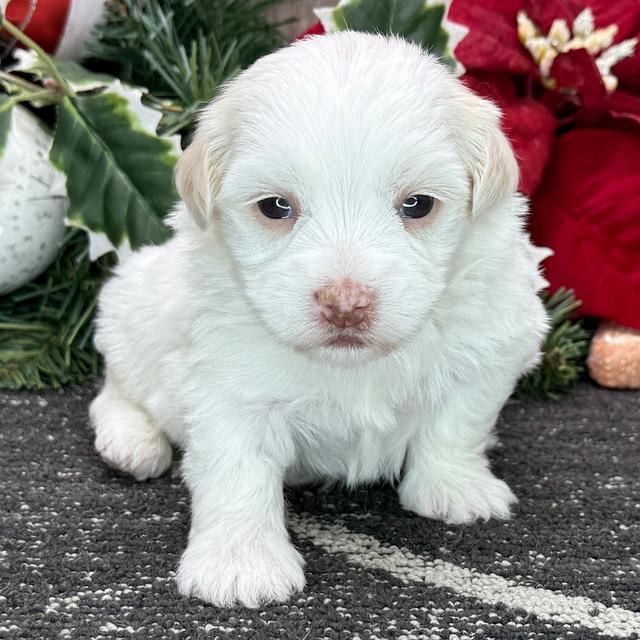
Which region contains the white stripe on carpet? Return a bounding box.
[289,514,640,638]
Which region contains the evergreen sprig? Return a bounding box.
[0,230,115,390]
[89,0,288,135]
[515,288,592,400]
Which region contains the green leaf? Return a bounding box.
[50,92,178,250]
[331,0,456,68]
[11,52,114,94]
[53,60,115,92]
[157,104,200,137]
[0,94,13,158]
[9,49,50,78]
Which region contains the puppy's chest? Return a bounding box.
[284,394,416,485]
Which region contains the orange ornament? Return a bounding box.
[587,322,640,389]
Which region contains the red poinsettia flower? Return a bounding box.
[450,0,640,330]
[450,0,640,187]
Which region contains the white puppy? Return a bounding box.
[90,32,549,608]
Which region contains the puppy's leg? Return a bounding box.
[90,377,173,481]
[398,374,517,525]
[176,402,304,608]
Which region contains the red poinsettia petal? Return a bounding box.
[463,72,556,195]
[530,128,640,329]
[296,21,325,40]
[573,91,640,129]
[550,48,607,109]
[507,102,557,196]
[613,54,640,97]
[604,91,640,126]
[590,0,640,40]
[590,0,640,94]
[449,0,534,74]
[521,0,584,34]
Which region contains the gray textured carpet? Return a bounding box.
[1,382,639,639]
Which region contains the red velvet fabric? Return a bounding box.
[530,129,640,329]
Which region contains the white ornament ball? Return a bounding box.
[56,0,110,60]
[0,106,68,295]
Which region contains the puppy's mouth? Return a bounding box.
[325,334,367,349]
[293,329,397,362]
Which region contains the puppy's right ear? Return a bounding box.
[175,102,231,228]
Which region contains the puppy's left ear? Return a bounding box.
[450,84,519,216]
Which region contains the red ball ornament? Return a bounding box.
[3,0,108,59]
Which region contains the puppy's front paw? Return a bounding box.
[95,421,172,481]
[399,462,517,525]
[176,534,305,608]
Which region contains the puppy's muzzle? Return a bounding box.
[315,279,374,329]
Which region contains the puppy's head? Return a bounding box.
[176,32,518,364]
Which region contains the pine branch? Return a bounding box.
[0,230,115,390]
[515,288,592,401]
[88,0,287,134]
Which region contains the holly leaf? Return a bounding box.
[53,60,114,92]
[0,94,12,158]
[50,92,178,250]
[8,50,50,79]
[11,51,114,93]
[323,0,456,68]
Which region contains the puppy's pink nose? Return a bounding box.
[315,279,373,328]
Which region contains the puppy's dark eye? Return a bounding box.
[258,197,294,219]
[399,195,434,219]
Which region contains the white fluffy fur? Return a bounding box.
[90,33,549,608]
